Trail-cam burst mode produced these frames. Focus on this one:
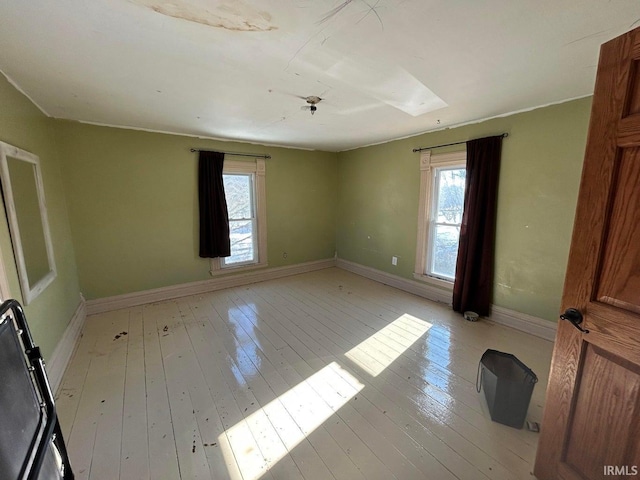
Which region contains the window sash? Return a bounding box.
[426,165,465,282]
[222,173,258,267]
[223,218,258,267]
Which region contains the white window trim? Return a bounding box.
[413,150,466,289]
[210,158,267,275]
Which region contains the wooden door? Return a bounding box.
[534,26,640,480]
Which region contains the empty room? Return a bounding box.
[1,1,639,479]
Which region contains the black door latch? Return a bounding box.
[560,308,589,334]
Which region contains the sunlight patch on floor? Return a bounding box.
[219,361,365,480]
[345,313,433,377]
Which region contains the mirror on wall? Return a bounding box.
[0,141,56,304]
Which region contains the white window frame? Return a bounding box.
[210,158,267,275]
[414,150,466,289]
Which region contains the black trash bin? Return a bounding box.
[476,349,538,429]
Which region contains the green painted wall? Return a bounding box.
[337,98,592,321]
[0,75,81,359]
[55,121,338,299]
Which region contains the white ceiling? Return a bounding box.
[1,1,638,151]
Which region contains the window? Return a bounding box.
[210,158,267,274]
[427,166,466,280]
[222,173,257,266]
[414,151,466,286]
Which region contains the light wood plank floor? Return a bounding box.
[56,268,553,480]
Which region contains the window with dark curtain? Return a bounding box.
[198,151,231,258]
[452,135,503,316]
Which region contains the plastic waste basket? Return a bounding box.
[476,349,538,429]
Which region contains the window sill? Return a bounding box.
[210,261,268,277]
[413,273,454,290]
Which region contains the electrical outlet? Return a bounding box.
[392,256,398,266]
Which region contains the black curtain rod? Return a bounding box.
[190,148,271,159]
[412,133,509,153]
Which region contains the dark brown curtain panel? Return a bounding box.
[452,135,503,316]
[198,151,231,258]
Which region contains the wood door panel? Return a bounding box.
[564,344,640,478]
[596,147,640,313]
[559,33,631,312]
[583,306,640,366]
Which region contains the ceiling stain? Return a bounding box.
[134,0,277,32]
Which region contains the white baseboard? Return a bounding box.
[336,258,453,305]
[86,258,337,315]
[489,305,557,342]
[336,258,557,341]
[47,295,86,394]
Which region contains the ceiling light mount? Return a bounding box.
[304,96,322,115]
